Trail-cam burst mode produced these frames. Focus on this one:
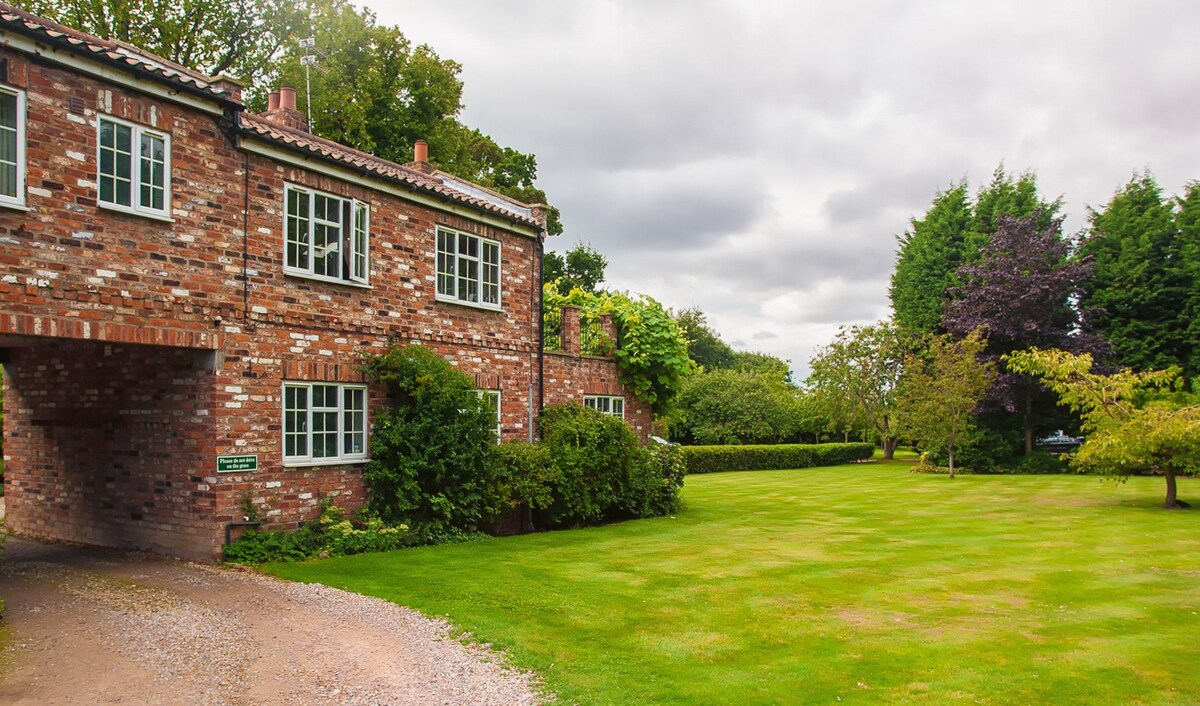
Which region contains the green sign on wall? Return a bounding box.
[217,454,258,473]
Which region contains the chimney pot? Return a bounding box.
[414,139,428,164]
[267,91,280,111]
[279,86,297,111]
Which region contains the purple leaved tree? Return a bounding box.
[943,213,1101,454]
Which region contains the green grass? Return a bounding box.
[265,464,1200,705]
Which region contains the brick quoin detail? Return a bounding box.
[0,19,646,561]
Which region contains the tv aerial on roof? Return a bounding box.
[296,37,320,132]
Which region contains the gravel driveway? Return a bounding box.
[0,537,545,705]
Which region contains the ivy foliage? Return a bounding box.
[362,344,500,532]
[544,283,695,415]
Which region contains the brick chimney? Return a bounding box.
[407,139,436,174]
[260,86,309,132]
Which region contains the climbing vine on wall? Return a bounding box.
[544,283,695,415]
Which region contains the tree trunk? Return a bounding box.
[882,437,898,460]
[948,430,956,478]
[1023,392,1033,456]
[1164,468,1183,509]
[844,430,850,443]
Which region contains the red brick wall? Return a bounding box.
[3,340,221,558]
[543,351,653,440]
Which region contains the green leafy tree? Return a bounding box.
[545,283,694,415]
[1078,173,1194,376]
[1178,181,1200,377]
[20,0,305,82]
[544,243,608,294]
[896,330,996,477]
[1006,348,1199,508]
[673,307,737,371]
[807,321,913,458]
[671,369,801,445]
[890,182,971,334]
[890,168,1061,336]
[732,351,794,385]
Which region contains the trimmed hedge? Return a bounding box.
[679,442,875,475]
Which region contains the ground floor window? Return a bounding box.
[479,389,501,442]
[283,382,368,464]
[583,394,624,419]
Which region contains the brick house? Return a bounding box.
[0,5,650,560]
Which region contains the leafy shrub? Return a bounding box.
[489,441,557,513]
[671,369,803,445]
[926,425,1017,474]
[223,503,408,564]
[909,452,953,474]
[362,345,500,532]
[622,441,686,517]
[679,442,874,474]
[534,403,684,527]
[1006,450,1070,475]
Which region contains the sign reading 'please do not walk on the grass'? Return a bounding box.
[217,455,258,473]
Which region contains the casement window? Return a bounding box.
[284,184,370,284]
[584,395,625,419]
[479,389,502,442]
[0,85,25,209]
[283,382,368,465]
[436,226,500,309]
[97,115,170,218]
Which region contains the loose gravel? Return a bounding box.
[0,539,547,705]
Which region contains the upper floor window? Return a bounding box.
[283,382,368,465]
[284,184,369,285]
[98,115,170,218]
[437,226,500,309]
[584,395,625,419]
[0,86,25,208]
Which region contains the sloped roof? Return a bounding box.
[241,115,540,228]
[0,3,238,104]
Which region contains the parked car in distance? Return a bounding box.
[1036,430,1083,452]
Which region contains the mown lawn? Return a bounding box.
[265,465,1200,705]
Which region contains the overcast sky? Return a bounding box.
[371,0,1199,378]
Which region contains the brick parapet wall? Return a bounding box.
[543,352,653,441]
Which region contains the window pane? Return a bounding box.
[284,386,309,458]
[458,257,478,302]
[286,189,310,269]
[352,204,368,281]
[139,133,165,212]
[343,387,366,455]
[312,195,342,277]
[0,91,16,198]
[99,120,133,207]
[612,399,624,417]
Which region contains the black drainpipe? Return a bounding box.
[536,232,545,433]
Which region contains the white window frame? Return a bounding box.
[0,85,26,210]
[584,395,625,419]
[282,381,369,466]
[283,183,370,285]
[478,389,502,442]
[96,114,171,219]
[436,226,502,310]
